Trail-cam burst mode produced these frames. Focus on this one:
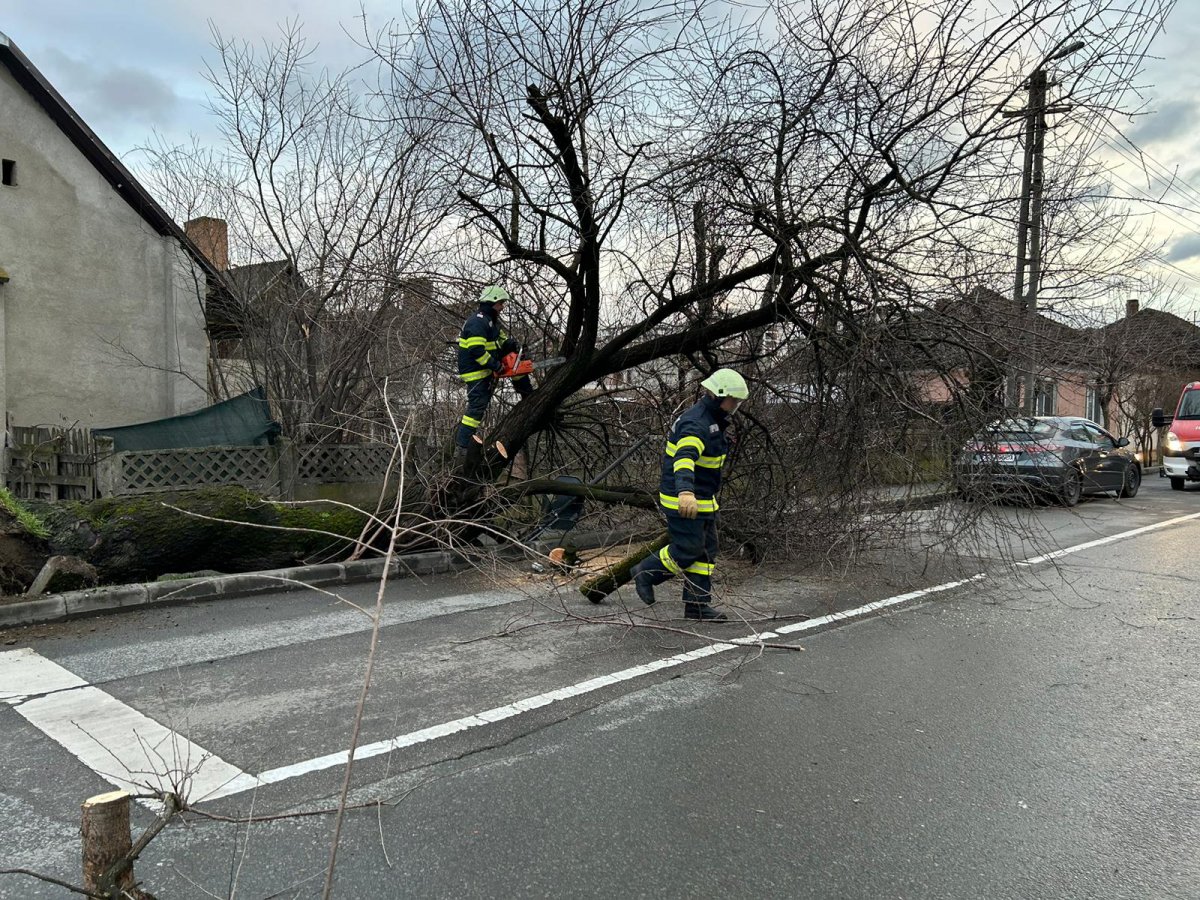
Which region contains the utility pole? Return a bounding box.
[1005,42,1082,415]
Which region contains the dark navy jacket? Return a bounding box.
[457,304,518,382]
[657,395,730,515]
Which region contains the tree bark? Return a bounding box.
[579,532,668,603]
[2,487,370,590]
[81,791,152,899]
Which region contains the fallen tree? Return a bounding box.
[0,487,367,592]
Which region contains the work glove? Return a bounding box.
[677,491,699,520]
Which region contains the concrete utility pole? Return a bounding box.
[1005,42,1082,414]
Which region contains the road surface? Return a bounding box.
[2,476,1198,898]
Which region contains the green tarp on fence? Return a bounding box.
[94,387,281,451]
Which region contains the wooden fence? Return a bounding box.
[4,426,97,501]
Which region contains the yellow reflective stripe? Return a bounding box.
[459,336,487,348]
[476,351,491,365]
[697,454,725,468]
[673,458,695,472]
[460,369,492,382]
[658,492,718,512]
[676,436,705,454]
[484,340,500,350]
[684,562,714,576]
[460,414,482,427]
[658,546,682,575]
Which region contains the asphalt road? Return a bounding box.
[2,475,1198,898]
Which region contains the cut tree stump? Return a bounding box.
[579,531,668,603]
[81,790,158,899]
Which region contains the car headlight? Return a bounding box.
[1167,432,1183,451]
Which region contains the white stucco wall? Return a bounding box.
[0,63,209,430]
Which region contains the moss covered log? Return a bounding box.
[579,531,668,604]
[24,487,369,585]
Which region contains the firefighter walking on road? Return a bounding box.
[629,368,749,621]
[455,285,532,454]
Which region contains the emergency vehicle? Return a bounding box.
[1152,382,1200,490]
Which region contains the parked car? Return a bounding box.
[954,416,1141,506]
[1151,382,1200,490]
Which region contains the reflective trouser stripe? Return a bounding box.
[461,415,482,427]
[658,546,683,575]
[684,561,714,575]
[460,369,492,382]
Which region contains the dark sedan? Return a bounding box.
[954,417,1141,506]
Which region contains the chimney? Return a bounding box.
[184,216,229,271]
[1125,297,1139,319]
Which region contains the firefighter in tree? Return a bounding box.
[455,285,533,453]
[629,368,749,621]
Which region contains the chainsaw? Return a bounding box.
[496,352,566,379]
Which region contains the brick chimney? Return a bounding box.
[1126,297,1139,318]
[184,216,229,271]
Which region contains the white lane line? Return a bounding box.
[223,578,986,799]
[1017,511,1200,566]
[0,648,259,802]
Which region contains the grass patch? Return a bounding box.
[0,486,50,539]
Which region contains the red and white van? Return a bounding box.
[1153,383,1200,490]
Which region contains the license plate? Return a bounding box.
[980,453,1017,464]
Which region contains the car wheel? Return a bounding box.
[1059,468,1083,507]
[1171,477,1185,491]
[1119,464,1141,499]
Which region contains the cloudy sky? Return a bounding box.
[5,0,1200,313]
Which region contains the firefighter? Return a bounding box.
[455,285,532,453]
[629,368,748,621]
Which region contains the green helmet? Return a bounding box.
[701,368,749,400]
[479,285,511,305]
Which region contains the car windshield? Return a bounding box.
[1179,390,1200,420]
[977,420,1059,443]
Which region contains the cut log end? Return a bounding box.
[83,790,131,808]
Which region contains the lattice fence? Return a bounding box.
[99,446,278,496]
[297,444,394,484]
[94,442,399,497]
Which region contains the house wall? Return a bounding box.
[0,64,208,431]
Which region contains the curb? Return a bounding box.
[0,529,623,630]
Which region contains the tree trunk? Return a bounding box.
[2,487,370,590]
[81,791,154,899]
[579,531,668,603]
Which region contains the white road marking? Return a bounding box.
[1016,511,1200,566]
[225,576,987,799]
[0,648,259,802]
[8,511,1198,804]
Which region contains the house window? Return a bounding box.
[1033,379,1056,416]
[1,159,15,187]
[1085,386,1105,424]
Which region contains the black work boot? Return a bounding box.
[631,563,657,606]
[684,601,728,621]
